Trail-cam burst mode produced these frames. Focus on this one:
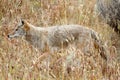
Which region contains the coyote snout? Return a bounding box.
[8,19,107,60]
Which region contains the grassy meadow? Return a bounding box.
[0,0,120,80]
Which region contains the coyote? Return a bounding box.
[8,20,107,60]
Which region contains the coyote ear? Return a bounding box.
[20,19,30,31]
[21,20,24,25]
[23,21,30,31]
[20,19,25,25]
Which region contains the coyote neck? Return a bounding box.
[25,26,48,51]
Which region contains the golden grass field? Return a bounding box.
[0,0,120,80]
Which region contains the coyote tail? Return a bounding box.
[91,31,107,61]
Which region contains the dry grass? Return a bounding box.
[0,0,120,80]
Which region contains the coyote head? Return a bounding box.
[8,19,30,39]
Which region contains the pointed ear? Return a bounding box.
[20,19,24,25]
[21,20,24,25]
[22,20,30,31]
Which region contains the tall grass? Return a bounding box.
[0,0,120,80]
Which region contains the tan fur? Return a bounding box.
[23,20,30,31]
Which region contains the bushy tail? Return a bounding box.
[91,30,107,61]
